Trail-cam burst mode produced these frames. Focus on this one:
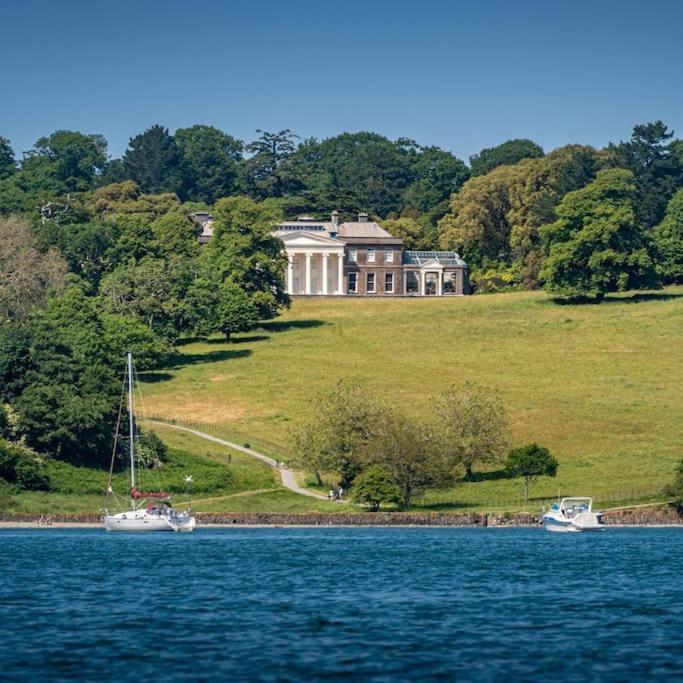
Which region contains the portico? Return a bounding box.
[279,232,346,295]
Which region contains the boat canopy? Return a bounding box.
[130,487,170,501]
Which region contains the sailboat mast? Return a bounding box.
[127,352,136,509]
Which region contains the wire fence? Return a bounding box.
[141,415,669,510]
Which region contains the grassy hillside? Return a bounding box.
[139,288,683,506]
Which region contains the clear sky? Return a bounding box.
[2,0,682,162]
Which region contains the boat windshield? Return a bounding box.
[561,500,591,516]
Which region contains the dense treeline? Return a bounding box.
[0,120,682,475]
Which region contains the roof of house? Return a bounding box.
[403,251,467,267]
[337,222,394,238]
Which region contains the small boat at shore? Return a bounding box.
[542,497,604,532]
[102,353,195,533]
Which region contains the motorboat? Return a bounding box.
[103,352,196,533]
[542,497,604,532]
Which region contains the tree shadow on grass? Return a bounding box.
[549,291,683,306]
[464,469,516,483]
[260,319,327,333]
[207,334,270,345]
[138,348,253,384]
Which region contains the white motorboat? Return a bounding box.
[542,497,604,532]
[103,353,196,533]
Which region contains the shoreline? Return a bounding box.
[1,522,681,529]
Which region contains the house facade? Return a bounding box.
[193,211,469,296]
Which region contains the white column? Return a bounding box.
[322,253,329,295]
[287,254,294,294]
[438,272,443,296]
[337,253,344,294]
[420,270,426,296]
[305,253,312,295]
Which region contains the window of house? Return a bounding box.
[406,271,419,294]
[443,272,456,294]
[385,249,394,263]
[367,248,375,262]
[385,272,394,293]
[367,272,376,293]
[348,272,358,293]
[349,248,357,262]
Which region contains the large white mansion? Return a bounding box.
[195,211,469,296]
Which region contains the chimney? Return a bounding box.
[358,212,369,223]
[331,210,339,228]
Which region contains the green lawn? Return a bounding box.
[138,288,683,508]
[4,288,681,515]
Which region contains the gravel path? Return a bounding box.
[148,421,329,501]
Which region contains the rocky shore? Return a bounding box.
[1,504,680,527]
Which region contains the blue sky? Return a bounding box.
[1,0,682,161]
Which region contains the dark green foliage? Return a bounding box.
[607,121,683,228]
[101,313,173,370]
[239,129,302,199]
[10,286,121,465]
[216,282,260,340]
[541,169,660,298]
[0,323,33,402]
[506,443,558,503]
[0,439,51,491]
[403,146,470,214]
[23,130,108,193]
[295,132,414,217]
[176,125,243,203]
[351,465,398,511]
[653,188,683,283]
[122,125,183,195]
[470,138,544,176]
[0,136,16,180]
[204,196,289,320]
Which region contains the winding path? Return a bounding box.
[147,420,329,501]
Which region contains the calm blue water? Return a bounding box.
[1,527,682,682]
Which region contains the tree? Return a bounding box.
[101,313,172,370]
[23,130,108,193]
[506,443,558,503]
[0,439,50,491]
[203,196,289,320]
[239,129,302,199]
[439,145,601,286]
[607,121,682,228]
[351,465,398,511]
[176,125,243,203]
[215,282,259,340]
[294,132,414,217]
[99,256,196,341]
[0,136,16,180]
[435,381,511,478]
[668,459,683,513]
[541,168,660,299]
[381,216,428,249]
[292,381,385,488]
[0,217,67,323]
[364,411,451,510]
[13,287,120,464]
[470,139,544,176]
[122,125,183,194]
[402,146,470,213]
[653,188,683,283]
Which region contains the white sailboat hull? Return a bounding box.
[104,510,196,532]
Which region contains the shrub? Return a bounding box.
[0,439,51,491]
[351,465,399,511]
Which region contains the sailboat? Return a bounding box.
[103,353,196,532]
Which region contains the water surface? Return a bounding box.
[1,527,681,681]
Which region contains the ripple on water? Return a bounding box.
[0,527,682,682]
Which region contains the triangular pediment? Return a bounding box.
[418,259,444,269]
[276,231,346,248]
